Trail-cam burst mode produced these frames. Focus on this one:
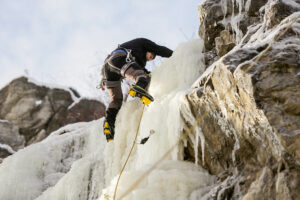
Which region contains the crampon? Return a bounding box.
[103,120,114,142]
[128,85,154,106]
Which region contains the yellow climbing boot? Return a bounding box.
[103,120,114,142]
[128,85,154,105]
[140,96,151,106]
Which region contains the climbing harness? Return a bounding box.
[97,46,136,92]
[106,46,135,75]
[120,61,135,77]
[118,46,136,76]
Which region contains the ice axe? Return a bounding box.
[138,129,155,145]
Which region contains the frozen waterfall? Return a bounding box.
[0,39,216,200]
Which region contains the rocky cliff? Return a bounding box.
[184,0,300,199]
[0,77,105,161]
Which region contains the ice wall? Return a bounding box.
[103,39,205,178]
[0,121,106,200]
[102,39,214,199]
[0,39,215,200]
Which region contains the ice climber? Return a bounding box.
[100,38,173,142]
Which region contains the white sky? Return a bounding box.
[0,0,202,97]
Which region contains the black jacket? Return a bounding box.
[118,38,173,68]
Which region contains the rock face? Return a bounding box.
[0,77,105,159]
[46,99,105,135]
[0,120,25,161]
[183,0,300,199]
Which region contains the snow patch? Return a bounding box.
[27,76,80,103]
[0,143,16,154]
[35,100,42,106]
[0,119,10,123]
[283,0,300,9]
[67,97,82,109]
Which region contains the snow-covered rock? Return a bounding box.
[0,77,105,159]
[0,120,24,161]
[0,121,106,200]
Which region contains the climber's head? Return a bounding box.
[146,52,156,61]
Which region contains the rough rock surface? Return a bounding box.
[0,120,25,162]
[0,77,105,159]
[45,99,105,140]
[183,0,300,199]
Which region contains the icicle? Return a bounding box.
[199,127,206,165]
[194,128,199,166]
[237,0,244,14]
[231,130,240,164]
[230,0,244,43]
[193,126,206,166]
[221,0,228,16]
[245,0,251,12]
